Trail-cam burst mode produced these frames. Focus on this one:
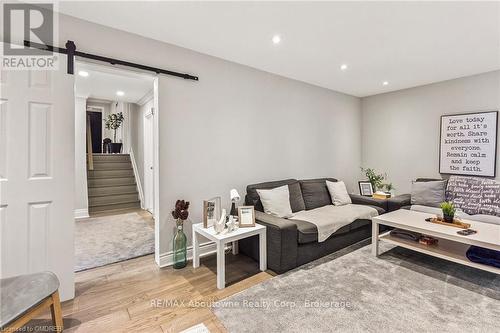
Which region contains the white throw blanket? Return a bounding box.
[290,204,379,242]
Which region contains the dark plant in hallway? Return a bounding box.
[172,199,190,269]
[104,112,124,153]
[104,112,124,143]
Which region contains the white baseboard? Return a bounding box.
[74,208,89,219]
[158,241,230,267]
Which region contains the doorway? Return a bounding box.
[86,111,102,153]
[74,61,158,271]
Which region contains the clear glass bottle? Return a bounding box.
[173,219,187,269]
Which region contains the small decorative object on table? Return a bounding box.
[372,191,391,199]
[358,181,374,196]
[172,199,189,269]
[426,216,471,229]
[238,206,255,227]
[229,189,240,218]
[440,201,456,223]
[226,215,238,233]
[360,167,395,197]
[419,235,439,246]
[203,196,221,228]
[214,209,227,234]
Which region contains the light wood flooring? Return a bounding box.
[25,251,273,332]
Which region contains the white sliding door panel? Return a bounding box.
[0,100,7,180]
[29,103,52,179]
[0,51,75,301]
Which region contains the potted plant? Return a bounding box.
[384,183,396,196]
[104,112,124,153]
[440,201,456,223]
[172,199,190,269]
[361,167,386,191]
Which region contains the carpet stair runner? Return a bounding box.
[87,154,140,213]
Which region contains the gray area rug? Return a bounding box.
[213,241,499,332]
[75,212,154,271]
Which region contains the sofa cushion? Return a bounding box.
[363,204,386,215]
[445,176,483,215]
[463,214,500,226]
[300,178,337,210]
[257,185,293,218]
[410,205,471,219]
[326,180,352,206]
[411,180,446,207]
[246,179,306,213]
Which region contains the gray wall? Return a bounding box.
[361,71,500,193]
[58,15,362,256]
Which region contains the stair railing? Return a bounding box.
[86,115,94,171]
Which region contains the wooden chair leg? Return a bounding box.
[50,291,63,332]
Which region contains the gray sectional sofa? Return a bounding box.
[388,176,500,225]
[238,178,393,274]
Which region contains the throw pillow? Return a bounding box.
[256,185,293,218]
[326,180,352,206]
[446,176,482,215]
[410,180,446,207]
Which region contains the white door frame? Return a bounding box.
[143,107,155,214]
[153,77,161,266]
[74,61,161,267]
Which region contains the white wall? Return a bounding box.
[361,71,500,193]
[74,97,89,218]
[58,15,362,257]
[130,98,153,190]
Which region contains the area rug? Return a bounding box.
[75,212,154,271]
[213,242,500,332]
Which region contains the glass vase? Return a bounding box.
[173,219,187,269]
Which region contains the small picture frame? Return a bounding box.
[203,197,221,228]
[238,206,255,228]
[358,181,374,196]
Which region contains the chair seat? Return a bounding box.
[0,271,59,328]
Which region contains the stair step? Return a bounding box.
[88,177,136,188]
[89,193,139,207]
[89,201,141,213]
[88,169,134,179]
[88,185,138,197]
[91,161,133,170]
[91,154,130,162]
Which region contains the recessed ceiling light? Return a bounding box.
[78,70,89,77]
[272,35,281,44]
[116,91,125,96]
[340,64,348,71]
[382,81,389,86]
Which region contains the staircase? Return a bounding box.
[87,154,141,213]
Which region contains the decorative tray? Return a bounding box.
[429,217,470,229]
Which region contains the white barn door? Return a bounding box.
[0,57,75,300]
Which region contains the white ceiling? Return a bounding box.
[75,62,153,103]
[60,1,500,97]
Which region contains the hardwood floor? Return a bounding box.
[25,252,272,332]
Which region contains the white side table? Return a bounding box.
[192,223,267,289]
